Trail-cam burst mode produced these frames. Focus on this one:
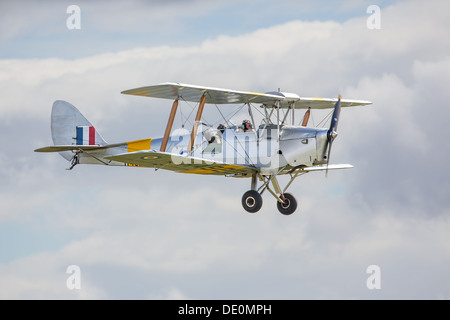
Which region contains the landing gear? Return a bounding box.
[242,190,263,213]
[241,170,306,215]
[276,193,297,215]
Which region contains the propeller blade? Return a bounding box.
[329,94,342,135]
[325,142,332,177]
[325,95,342,177]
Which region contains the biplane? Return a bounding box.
[35,82,371,215]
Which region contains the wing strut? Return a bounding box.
[301,107,311,126]
[188,93,207,153]
[160,99,179,152]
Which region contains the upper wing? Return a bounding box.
[291,97,372,109]
[262,92,372,109]
[122,83,372,109]
[105,150,256,176]
[121,82,282,105]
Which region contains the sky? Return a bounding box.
[1,0,450,300]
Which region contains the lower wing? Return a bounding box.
[105,150,256,176]
[302,164,354,171]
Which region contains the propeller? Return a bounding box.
[325,95,342,177]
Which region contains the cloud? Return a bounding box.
[1,0,450,299]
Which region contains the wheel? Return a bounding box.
[277,193,297,215]
[242,190,263,213]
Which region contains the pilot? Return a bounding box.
[217,123,226,134]
[204,126,222,144]
[241,120,253,132]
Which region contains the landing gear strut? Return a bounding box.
[241,170,305,215]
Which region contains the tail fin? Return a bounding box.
[51,100,107,160]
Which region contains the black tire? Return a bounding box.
[242,190,263,213]
[277,193,297,215]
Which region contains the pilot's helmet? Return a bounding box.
[241,120,248,131]
[242,120,252,131]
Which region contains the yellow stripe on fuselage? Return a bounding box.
[127,139,152,153]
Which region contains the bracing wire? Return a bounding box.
[316,109,334,128]
[179,97,196,128]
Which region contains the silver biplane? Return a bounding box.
[35,82,371,215]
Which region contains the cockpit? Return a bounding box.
[203,119,255,143]
[201,120,255,154]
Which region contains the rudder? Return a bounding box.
[51,100,107,160]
